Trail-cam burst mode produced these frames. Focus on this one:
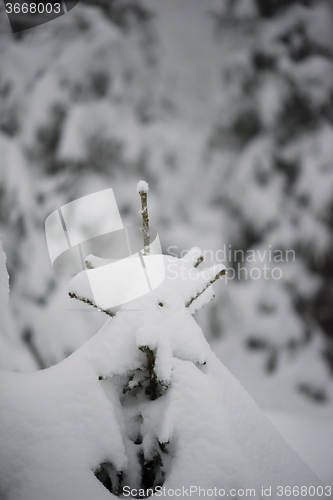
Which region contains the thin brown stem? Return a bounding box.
[194,255,204,268]
[185,268,226,308]
[68,292,115,317]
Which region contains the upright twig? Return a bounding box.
[137,181,157,400]
[137,180,150,255]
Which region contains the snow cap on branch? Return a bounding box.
[137,180,149,193]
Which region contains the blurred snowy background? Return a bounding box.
[0,0,332,484]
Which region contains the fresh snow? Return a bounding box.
[0,0,332,491]
[137,180,149,193]
[0,247,322,500]
[0,0,332,418]
[265,410,333,487]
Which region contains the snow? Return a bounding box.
[137,180,149,193]
[69,250,224,317]
[0,318,321,499]
[206,0,333,425]
[0,246,323,499]
[0,363,125,500]
[0,238,37,372]
[0,0,333,492]
[265,410,333,487]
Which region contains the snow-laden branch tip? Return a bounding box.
[137,180,149,193]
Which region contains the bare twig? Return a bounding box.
[185,268,226,308]
[68,292,115,317]
[194,255,204,268]
[137,180,150,255]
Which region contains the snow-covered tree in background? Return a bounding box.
[0,0,162,368]
[205,0,333,411]
[0,184,323,499]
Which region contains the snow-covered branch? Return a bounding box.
[68,291,115,317]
